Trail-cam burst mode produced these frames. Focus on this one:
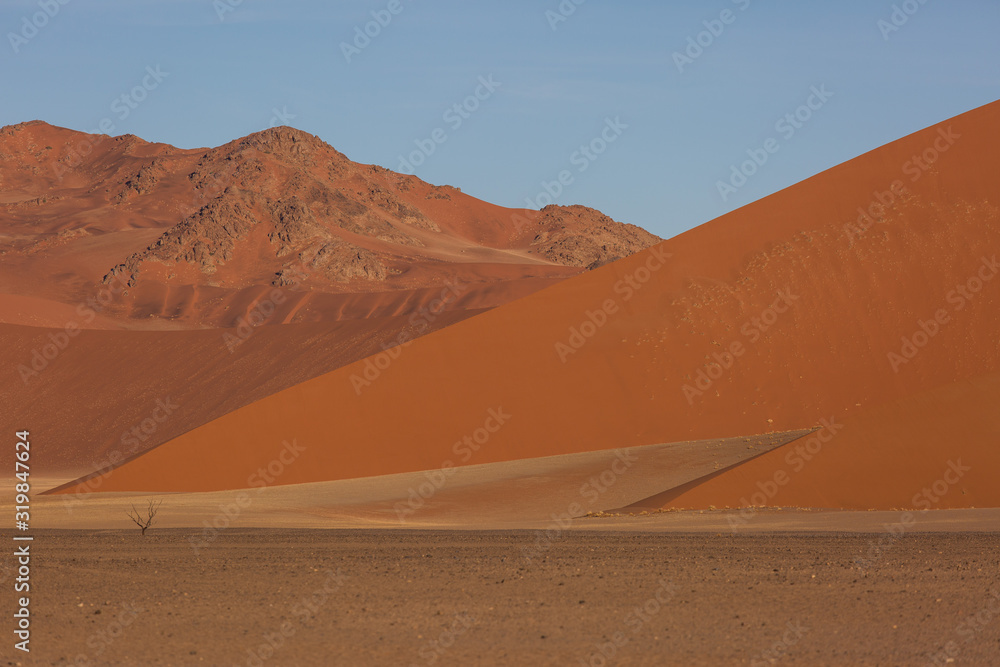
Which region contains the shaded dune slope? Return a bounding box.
[56,102,1000,508]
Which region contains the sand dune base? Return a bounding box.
[28,431,810,530]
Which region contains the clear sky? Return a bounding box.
[2,0,997,239]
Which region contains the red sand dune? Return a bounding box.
[56,101,1000,508]
[1,121,658,475]
[0,312,471,474]
[626,372,1000,511]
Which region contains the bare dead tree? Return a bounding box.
[126,499,162,536]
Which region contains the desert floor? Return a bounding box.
[4,528,999,666]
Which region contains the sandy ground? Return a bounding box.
[38,432,811,528]
[11,448,999,665]
[2,529,997,666]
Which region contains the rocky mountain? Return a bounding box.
[0,122,660,327]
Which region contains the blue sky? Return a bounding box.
[2,0,997,239]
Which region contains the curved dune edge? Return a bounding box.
[35,430,811,527]
[54,101,1000,503]
[0,294,125,330]
[624,372,1000,511]
[1,309,475,473]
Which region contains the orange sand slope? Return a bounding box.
[1,121,660,475]
[625,372,1000,511]
[0,311,472,474]
[58,101,1000,509]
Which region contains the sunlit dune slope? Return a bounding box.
[57,101,1000,503]
[625,372,1000,511]
[1,121,660,476]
